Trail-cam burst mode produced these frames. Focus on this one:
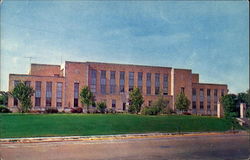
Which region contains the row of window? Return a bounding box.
[13,81,63,107]
[89,70,169,95]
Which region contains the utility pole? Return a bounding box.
[24,56,36,64]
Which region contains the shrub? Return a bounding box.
[29,110,44,114]
[45,108,58,113]
[107,108,116,114]
[0,105,12,113]
[97,101,107,113]
[182,112,191,115]
[141,106,161,115]
[71,107,83,113]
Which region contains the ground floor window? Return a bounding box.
[14,98,18,106]
[46,97,52,107]
[112,100,116,108]
[192,101,196,109]
[123,103,126,110]
[74,98,78,107]
[35,97,41,107]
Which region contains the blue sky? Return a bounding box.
[0,0,249,93]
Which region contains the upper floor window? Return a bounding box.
[110,71,116,94]
[155,73,160,95]
[138,72,143,92]
[90,69,97,93]
[146,73,151,95]
[163,74,168,95]
[200,89,204,102]
[192,88,196,101]
[129,72,134,91]
[24,81,31,87]
[100,70,106,94]
[120,71,125,93]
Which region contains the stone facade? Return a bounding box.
[8,61,228,114]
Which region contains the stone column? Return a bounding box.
[217,102,222,118]
[240,103,246,118]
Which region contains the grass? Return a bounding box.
[0,113,234,138]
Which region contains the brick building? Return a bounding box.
[8,61,228,115]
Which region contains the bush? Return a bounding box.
[97,102,107,113]
[107,108,116,114]
[0,105,12,113]
[45,108,58,113]
[29,110,44,114]
[141,106,161,115]
[246,107,250,118]
[182,112,191,115]
[71,107,83,113]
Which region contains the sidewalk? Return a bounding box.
[0,130,248,144]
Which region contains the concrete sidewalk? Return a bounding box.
[1,130,248,144]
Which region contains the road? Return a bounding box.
[0,133,249,160]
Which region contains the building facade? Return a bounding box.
[8,61,228,115]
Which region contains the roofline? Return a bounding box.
[66,61,172,69]
[192,82,227,86]
[31,63,60,67]
[9,74,64,79]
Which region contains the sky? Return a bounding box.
[0,0,249,93]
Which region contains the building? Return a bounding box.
[8,61,228,115]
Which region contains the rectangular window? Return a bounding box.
[146,73,151,95]
[214,89,218,103]
[119,71,125,93]
[46,82,52,107]
[74,83,79,107]
[100,70,106,94]
[24,81,31,87]
[207,101,211,109]
[112,99,116,108]
[123,103,126,110]
[163,74,168,95]
[148,100,152,106]
[56,82,63,107]
[200,89,204,102]
[138,72,143,92]
[192,101,196,109]
[35,81,41,107]
[221,89,224,96]
[110,71,116,94]
[13,80,20,106]
[155,73,160,95]
[90,69,97,93]
[129,72,134,91]
[181,87,185,94]
[200,102,204,109]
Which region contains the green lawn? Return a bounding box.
[0,113,233,138]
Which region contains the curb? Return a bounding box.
[0,130,248,144]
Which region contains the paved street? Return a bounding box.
[0,133,249,160]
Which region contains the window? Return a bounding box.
[123,103,126,110]
[200,102,204,109]
[46,82,52,107]
[200,89,204,102]
[129,72,134,91]
[119,71,125,93]
[110,71,116,94]
[90,69,97,93]
[214,89,218,103]
[207,101,211,109]
[155,73,160,95]
[138,72,143,92]
[221,89,224,96]
[56,82,63,107]
[100,70,106,94]
[148,100,152,106]
[13,80,20,106]
[181,87,185,94]
[146,73,151,95]
[74,83,79,107]
[24,81,31,87]
[112,99,116,108]
[35,81,41,107]
[192,101,196,109]
[163,74,168,95]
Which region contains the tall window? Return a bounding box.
[146,73,151,95]
[221,89,224,96]
[74,83,79,107]
[214,89,218,112]
[112,99,116,108]
[46,82,52,107]
[24,81,31,87]
[163,74,168,95]
[90,69,97,93]
[200,89,204,110]
[192,88,196,109]
[155,73,160,95]
[13,80,20,106]
[35,81,41,107]
[181,87,185,94]
[138,72,143,92]
[100,70,106,94]
[207,89,211,110]
[110,71,116,94]
[119,71,125,93]
[56,82,63,107]
[129,72,134,91]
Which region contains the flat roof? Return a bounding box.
[192,82,227,86]
[31,63,60,67]
[9,74,64,79]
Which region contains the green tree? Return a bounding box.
[175,92,190,112]
[128,88,144,114]
[0,91,8,106]
[220,94,237,118]
[80,86,94,112]
[10,82,34,113]
[97,101,107,113]
[152,95,170,114]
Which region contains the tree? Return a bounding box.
[80,86,95,112]
[10,82,34,113]
[152,95,170,114]
[0,91,8,106]
[128,88,144,114]
[220,94,237,118]
[175,92,190,112]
